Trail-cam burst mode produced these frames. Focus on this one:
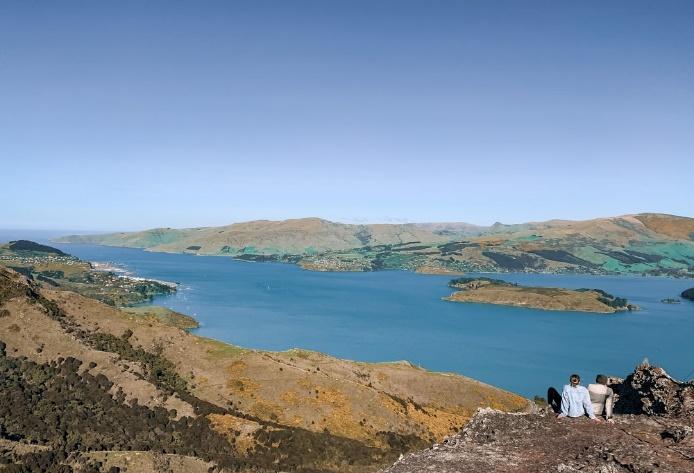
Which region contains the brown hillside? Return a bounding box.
[0,266,528,472]
[634,213,694,241]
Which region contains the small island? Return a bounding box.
[444,277,636,313]
[661,298,681,304]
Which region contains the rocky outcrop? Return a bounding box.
[612,363,694,416]
[382,365,694,473]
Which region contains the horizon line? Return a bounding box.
[1,211,689,235]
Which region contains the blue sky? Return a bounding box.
[1,1,692,231]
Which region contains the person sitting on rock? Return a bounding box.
[588,374,615,422]
[557,374,600,421]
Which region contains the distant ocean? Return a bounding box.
[2,229,693,397]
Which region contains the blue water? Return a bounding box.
[3,230,693,397]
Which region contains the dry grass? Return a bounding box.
[634,214,694,241]
[446,286,616,313]
[1,267,531,464]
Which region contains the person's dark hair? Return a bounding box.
[569,374,580,385]
[596,374,608,385]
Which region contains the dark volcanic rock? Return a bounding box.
[613,363,694,416]
[382,365,694,473]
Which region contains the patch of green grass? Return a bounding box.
[514,235,541,242]
[448,277,511,287]
[202,338,248,359]
[123,305,200,330]
[286,348,314,359]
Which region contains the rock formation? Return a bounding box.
[382,364,694,473]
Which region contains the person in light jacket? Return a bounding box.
[588,374,615,422]
[557,374,601,421]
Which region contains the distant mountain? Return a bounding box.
[56,214,694,277]
[632,213,694,241]
[55,218,484,255]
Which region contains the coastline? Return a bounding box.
[53,241,694,279]
[0,265,532,471]
[90,260,179,288]
[22,241,694,397]
[443,295,617,313]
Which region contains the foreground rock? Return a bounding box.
[0,266,528,472]
[382,364,694,473]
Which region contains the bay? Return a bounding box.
[3,230,693,397]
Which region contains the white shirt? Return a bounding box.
[588,383,614,418]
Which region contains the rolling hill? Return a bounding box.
[0,266,528,471]
[56,214,694,277]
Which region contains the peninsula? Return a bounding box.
[0,240,175,306]
[444,277,635,313]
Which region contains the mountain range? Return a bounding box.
[56,213,694,277]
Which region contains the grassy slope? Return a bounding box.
[0,267,529,472]
[56,218,466,255]
[54,214,694,277]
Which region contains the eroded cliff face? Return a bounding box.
[382,365,694,473]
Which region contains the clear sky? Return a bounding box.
[1,1,692,231]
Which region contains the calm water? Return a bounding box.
[3,231,693,397]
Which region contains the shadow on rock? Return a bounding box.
[612,361,694,416]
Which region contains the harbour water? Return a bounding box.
[4,230,693,397]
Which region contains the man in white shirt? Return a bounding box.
[558,374,601,421]
[588,374,615,422]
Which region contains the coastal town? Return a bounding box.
[0,240,176,306]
